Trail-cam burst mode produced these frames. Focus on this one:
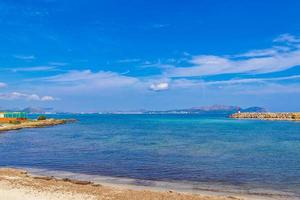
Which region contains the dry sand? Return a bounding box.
[0,168,242,200]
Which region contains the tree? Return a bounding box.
[37,115,47,120]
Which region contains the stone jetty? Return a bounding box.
[230,112,300,121]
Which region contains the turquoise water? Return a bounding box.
[0,114,300,197]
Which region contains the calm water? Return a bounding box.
[0,114,300,197]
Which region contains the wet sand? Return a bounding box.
[0,168,243,200]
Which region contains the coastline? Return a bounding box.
[0,168,241,200]
[0,168,297,200]
[0,119,74,132]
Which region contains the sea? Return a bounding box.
[0,114,300,199]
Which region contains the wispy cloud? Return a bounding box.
[166,34,300,77]
[117,58,141,63]
[48,62,69,66]
[202,75,300,86]
[36,70,139,92]
[40,95,56,101]
[11,66,57,72]
[235,46,291,58]
[141,75,300,98]
[0,92,57,101]
[273,33,300,43]
[11,34,300,101]
[140,62,175,69]
[13,55,36,60]
[184,74,300,86]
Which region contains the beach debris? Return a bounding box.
[33,176,54,181]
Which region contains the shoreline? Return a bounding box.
[1,167,298,200]
[0,118,74,132]
[0,168,242,200]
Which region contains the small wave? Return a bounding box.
[21,167,299,200]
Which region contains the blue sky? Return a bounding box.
[1,0,300,112]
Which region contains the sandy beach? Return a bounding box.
[0,168,244,200]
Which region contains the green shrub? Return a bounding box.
[9,120,21,124]
[37,115,47,120]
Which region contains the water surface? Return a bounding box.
[0,114,300,198]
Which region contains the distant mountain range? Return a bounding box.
[21,107,54,114]
[0,105,267,115]
[144,105,267,115]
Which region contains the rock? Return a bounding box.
[69,179,92,185]
[230,112,300,121]
[33,176,53,181]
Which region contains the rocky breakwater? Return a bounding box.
[0,118,76,132]
[230,112,300,121]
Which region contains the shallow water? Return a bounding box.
[1,114,300,198]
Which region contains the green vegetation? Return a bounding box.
[9,120,21,125]
[37,115,47,120]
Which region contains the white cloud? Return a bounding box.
[41,96,56,101]
[27,94,41,101]
[117,58,141,63]
[12,34,300,100]
[48,62,69,66]
[235,46,291,58]
[0,92,56,101]
[165,77,300,95]
[273,33,300,43]
[146,75,300,93]
[204,75,300,85]
[38,70,139,91]
[166,37,300,77]
[140,63,175,69]
[171,74,300,87]
[149,82,169,91]
[11,66,57,72]
[13,55,35,60]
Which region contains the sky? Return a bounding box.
[1,0,300,112]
